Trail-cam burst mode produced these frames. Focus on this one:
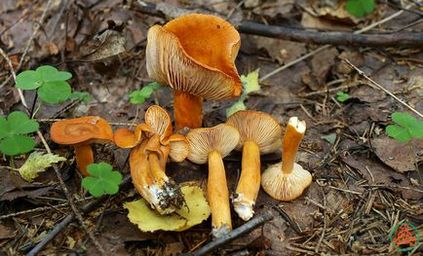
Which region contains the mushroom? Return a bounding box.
[146,13,242,129]
[50,116,113,176]
[187,124,240,237]
[114,105,189,214]
[261,117,312,201]
[226,110,281,221]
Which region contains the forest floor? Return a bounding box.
[0,0,422,255]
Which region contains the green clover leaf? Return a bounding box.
[129,82,161,105]
[346,0,375,18]
[8,111,39,134]
[0,111,39,156]
[15,65,73,104]
[386,112,423,143]
[82,162,123,197]
[36,65,72,82]
[69,91,91,104]
[0,135,36,156]
[16,70,43,90]
[38,81,72,104]
[336,91,350,103]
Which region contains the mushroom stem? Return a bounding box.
[234,140,260,221]
[281,118,305,174]
[174,90,203,129]
[74,144,94,176]
[208,150,232,237]
[149,153,168,185]
[130,144,154,200]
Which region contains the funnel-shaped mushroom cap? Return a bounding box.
[261,162,312,201]
[146,14,242,100]
[144,105,172,139]
[187,124,240,164]
[226,111,282,153]
[51,116,113,145]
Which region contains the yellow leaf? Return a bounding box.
[241,69,260,94]
[18,152,66,182]
[124,185,210,232]
[176,185,211,231]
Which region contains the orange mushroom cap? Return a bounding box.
[50,116,113,145]
[146,13,242,100]
[50,116,113,176]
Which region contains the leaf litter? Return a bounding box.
[0,0,422,255]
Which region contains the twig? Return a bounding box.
[131,1,419,83]
[260,3,417,82]
[0,0,54,93]
[132,1,423,46]
[26,175,131,256]
[239,21,423,47]
[0,198,92,220]
[185,211,273,256]
[0,5,105,254]
[344,59,423,118]
[38,118,137,127]
[273,205,302,235]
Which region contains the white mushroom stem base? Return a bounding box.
[261,162,312,201]
[233,193,254,221]
[233,140,260,221]
[208,150,232,237]
[148,153,184,214]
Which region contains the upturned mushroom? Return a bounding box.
[226,111,281,221]
[261,117,312,201]
[50,116,113,176]
[114,105,189,214]
[187,124,240,237]
[146,13,242,129]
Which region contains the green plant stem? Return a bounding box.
[30,93,38,118]
[32,102,42,118]
[9,156,15,169]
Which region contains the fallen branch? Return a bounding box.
[184,211,273,256]
[132,1,423,47]
[238,21,423,47]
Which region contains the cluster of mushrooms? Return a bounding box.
[49,13,312,237]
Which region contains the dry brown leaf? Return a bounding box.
[253,36,306,65]
[302,47,338,90]
[372,137,423,173]
[80,29,126,61]
[301,12,352,31]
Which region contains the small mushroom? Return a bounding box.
[226,110,281,221]
[261,117,312,201]
[146,13,242,129]
[114,105,189,214]
[187,124,240,237]
[50,116,113,176]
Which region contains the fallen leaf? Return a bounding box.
[301,12,352,31]
[80,29,126,61]
[302,47,338,90]
[372,137,423,173]
[18,152,66,182]
[253,36,306,65]
[252,0,295,17]
[0,224,14,240]
[124,185,210,232]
